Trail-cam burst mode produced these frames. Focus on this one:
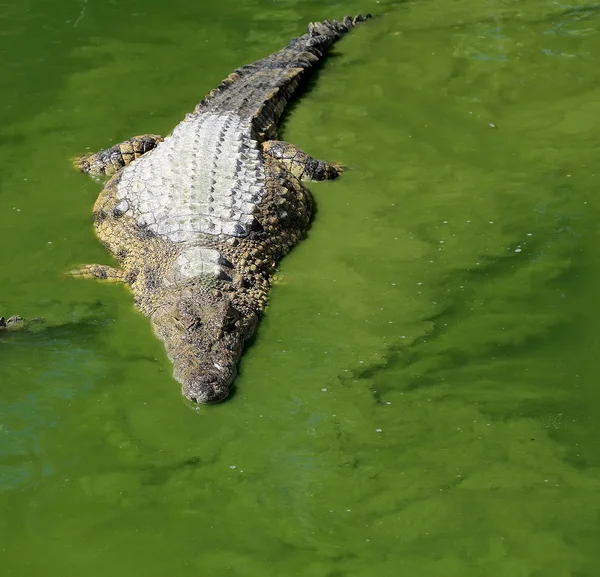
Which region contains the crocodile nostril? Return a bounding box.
[185,372,230,404]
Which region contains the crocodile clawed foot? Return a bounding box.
[69,264,126,283]
[75,134,163,177]
[262,140,345,181]
[330,162,345,177]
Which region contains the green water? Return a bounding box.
[2,0,600,574]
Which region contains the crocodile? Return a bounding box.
[73,14,371,403]
[0,316,45,333]
[0,315,24,331]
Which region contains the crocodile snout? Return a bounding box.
[184,370,232,404]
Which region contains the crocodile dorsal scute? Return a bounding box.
[117,113,264,242]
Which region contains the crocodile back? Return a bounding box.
[114,15,371,249]
[116,112,265,244]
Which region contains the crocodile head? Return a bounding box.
[0,315,25,331]
[145,279,258,404]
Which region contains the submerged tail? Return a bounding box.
[195,14,372,139]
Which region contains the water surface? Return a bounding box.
[2,0,600,575]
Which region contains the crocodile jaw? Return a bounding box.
[144,280,258,404]
[175,313,258,404]
[182,366,236,404]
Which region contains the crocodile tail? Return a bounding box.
[195,14,372,139]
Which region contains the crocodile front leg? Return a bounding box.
[75,134,163,177]
[69,263,126,282]
[262,140,343,181]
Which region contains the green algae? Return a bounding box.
[2,0,600,575]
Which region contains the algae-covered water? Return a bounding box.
[2,0,600,574]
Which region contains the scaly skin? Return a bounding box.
[73,14,371,403]
[0,316,25,331]
[75,135,164,177]
[0,316,44,333]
